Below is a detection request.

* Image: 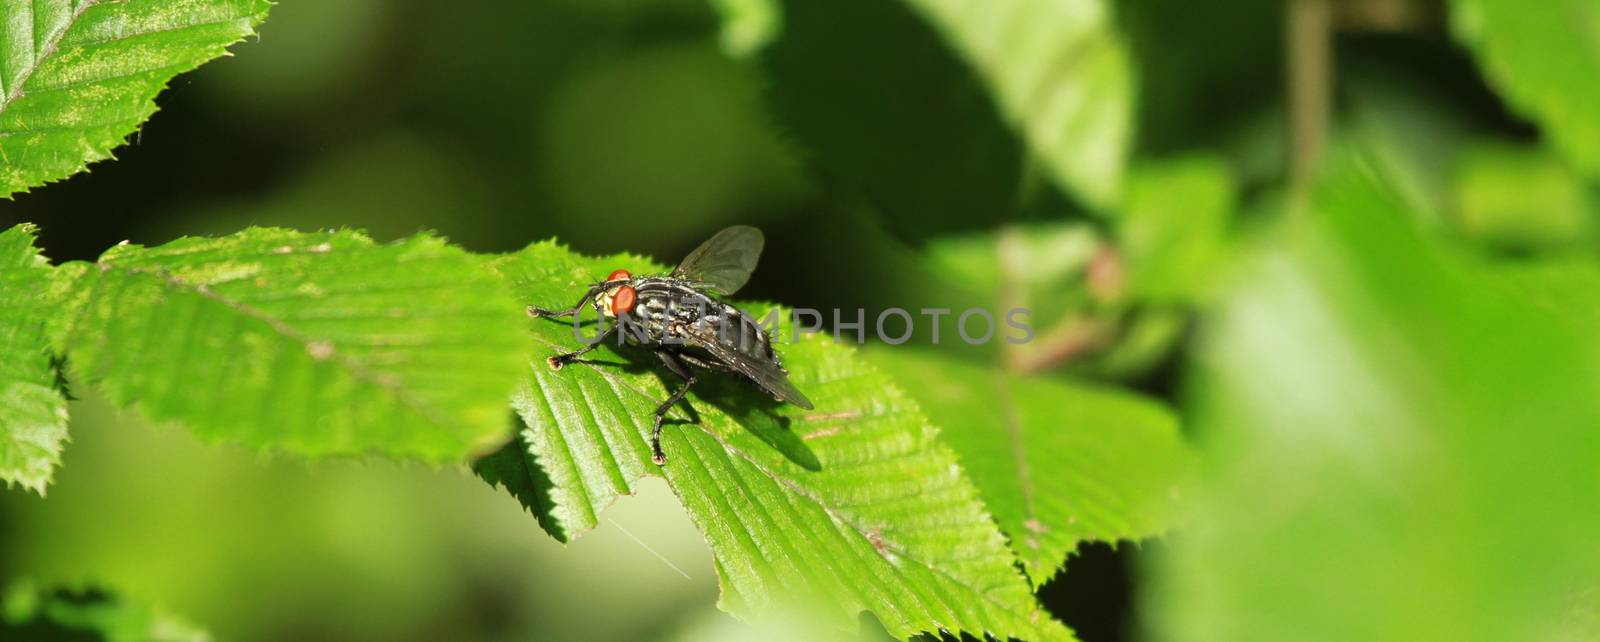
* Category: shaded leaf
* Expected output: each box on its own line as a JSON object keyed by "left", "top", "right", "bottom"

{"left": 866, "top": 346, "right": 1190, "bottom": 586}
{"left": 1, "top": 580, "right": 209, "bottom": 642}
{"left": 909, "top": 0, "right": 1134, "bottom": 210}
{"left": 0, "top": 0, "right": 272, "bottom": 196}
{"left": 483, "top": 241, "right": 1074, "bottom": 641}
{"left": 761, "top": 0, "right": 1025, "bottom": 239}
{"left": 1450, "top": 0, "right": 1600, "bottom": 177}
{"left": 54, "top": 228, "right": 528, "bottom": 462}
{"left": 759, "top": 0, "right": 1132, "bottom": 240}
{"left": 0, "top": 224, "right": 68, "bottom": 493}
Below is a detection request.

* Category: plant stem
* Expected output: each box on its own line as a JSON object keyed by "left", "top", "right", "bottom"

{"left": 1287, "top": 0, "right": 1333, "bottom": 202}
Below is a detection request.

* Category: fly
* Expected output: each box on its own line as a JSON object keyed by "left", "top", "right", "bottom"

{"left": 528, "top": 225, "right": 814, "bottom": 465}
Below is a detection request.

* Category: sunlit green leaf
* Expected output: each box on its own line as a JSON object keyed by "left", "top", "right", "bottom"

{"left": 0, "top": 224, "right": 68, "bottom": 494}
{"left": 1145, "top": 155, "right": 1600, "bottom": 642}
{"left": 710, "top": 0, "right": 779, "bottom": 58}
{"left": 481, "top": 241, "right": 1075, "bottom": 641}
{"left": 1451, "top": 141, "right": 1597, "bottom": 254}
{"left": 1450, "top": 0, "right": 1600, "bottom": 177}
{"left": 867, "top": 347, "right": 1190, "bottom": 586}
{"left": 0, "top": 0, "right": 271, "bottom": 197}
{"left": 54, "top": 228, "right": 528, "bottom": 462}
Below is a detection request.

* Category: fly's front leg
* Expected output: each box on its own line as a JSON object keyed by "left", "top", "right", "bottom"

{"left": 652, "top": 351, "right": 697, "bottom": 466}
{"left": 528, "top": 285, "right": 602, "bottom": 319}
{"left": 548, "top": 325, "right": 616, "bottom": 370}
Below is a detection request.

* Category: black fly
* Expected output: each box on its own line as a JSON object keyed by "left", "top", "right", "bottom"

{"left": 528, "top": 226, "right": 814, "bottom": 465}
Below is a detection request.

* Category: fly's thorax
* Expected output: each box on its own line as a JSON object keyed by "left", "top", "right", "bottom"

{"left": 630, "top": 283, "right": 711, "bottom": 333}
{"left": 623, "top": 279, "right": 778, "bottom": 361}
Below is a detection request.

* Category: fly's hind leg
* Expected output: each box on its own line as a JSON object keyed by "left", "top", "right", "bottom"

{"left": 651, "top": 351, "right": 698, "bottom": 466}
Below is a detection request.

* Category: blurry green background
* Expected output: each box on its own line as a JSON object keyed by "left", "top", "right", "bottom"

{"left": 5, "top": 0, "right": 1599, "bottom": 640}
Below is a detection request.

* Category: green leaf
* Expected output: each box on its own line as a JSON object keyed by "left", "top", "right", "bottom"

{"left": 1145, "top": 155, "right": 1600, "bottom": 641}
{"left": 1119, "top": 156, "right": 1236, "bottom": 304}
{"left": 759, "top": 0, "right": 1132, "bottom": 238}
{"left": 2, "top": 580, "right": 209, "bottom": 642}
{"left": 761, "top": 0, "right": 1025, "bottom": 239}
{"left": 0, "top": 224, "right": 68, "bottom": 494}
{"left": 907, "top": 0, "right": 1134, "bottom": 210}
{"left": 710, "top": 0, "right": 780, "bottom": 58}
{"left": 1449, "top": 0, "right": 1600, "bottom": 177}
{"left": 1451, "top": 141, "right": 1598, "bottom": 254}
{"left": 923, "top": 221, "right": 1103, "bottom": 336}
{"left": 482, "top": 241, "right": 1075, "bottom": 642}
{"left": 54, "top": 227, "right": 529, "bottom": 462}
{"left": 0, "top": 0, "right": 271, "bottom": 197}
{"left": 866, "top": 347, "right": 1190, "bottom": 586}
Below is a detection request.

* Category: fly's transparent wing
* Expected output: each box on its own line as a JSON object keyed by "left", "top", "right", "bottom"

{"left": 672, "top": 226, "right": 764, "bottom": 295}
{"left": 688, "top": 328, "right": 815, "bottom": 410}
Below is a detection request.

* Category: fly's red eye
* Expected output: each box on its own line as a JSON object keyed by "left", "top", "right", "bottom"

{"left": 607, "top": 269, "right": 631, "bottom": 282}
{"left": 610, "top": 285, "right": 637, "bottom": 316}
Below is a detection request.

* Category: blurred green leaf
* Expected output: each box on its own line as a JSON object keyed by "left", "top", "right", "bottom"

{"left": 0, "top": 0, "right": 271, "bottom": 197}
{"left": 1146, "top": 156, "right": 1600, "bottom": 642}
{"left": 538, "top": 44, "right": 806, "bottom": 252}
{"left": 1450, "top": 0, "right": 1600, "bottom": 178}
{"left": 2, "top": 580, "right": 210, "bottom": 642}
{"left": 866, "top": 347, "right": 1190, "bottom": 586}
{"left": 760, "top": 0, "right": 1131, "bottom": 239}
{"left": 924, "top": 222, "right": 1103, "bottom": 336}
{"left": 1119, "top": 156, "right": 1235, "bottom": 303}
{"left": 659, "top": 606, "right": 898, "bottom": 642}
{"left": 1083, "top": 307, "right": 1187, "bottom": 380}
{"left": 1344, "top": 60, "right": 1479, "bottom": 221}
{"left": 195, "top": 0, "right": 384, "bottom": 121}
{"left": 1485, "top": 257, "right": 1600, "bottom": 321}
{"left": 761, "top": 0, "right": 1024, "bottom": 238}
{"left": 0, "top": 224, "right": 68, "bottom": 493}
{"left": 710, "top": 0, "right": 779, "bottom": 58}
{"left": 1451, "top": 141, "right": 1597, "bottom": 254}
{"left": 482, "top": 241, "right": 1075, "bottom": 641}
{"left": 52, "top": 228, "right": 528, "bottom": 462}
{"left": 910, "top": 0, "right": 1134, "bottom": 210}
{"left": 1115, "top": 0, "right": 1281, "bottom": 153}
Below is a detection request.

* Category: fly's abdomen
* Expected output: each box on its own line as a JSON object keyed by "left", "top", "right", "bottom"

{"left": 702, "top": 302, "right": 780, "bottom": 366}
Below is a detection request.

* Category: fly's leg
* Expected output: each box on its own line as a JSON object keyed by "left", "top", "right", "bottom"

{"left": 652, "top": 351, "right": 698, "bottom": 466}
{"left": 547, "top": 325, "right": 616, "bottom": 370}
{"left": 528, "top": 285, "right": 602, "bottom": 319}
{"left": 526, "top": 306, "right": 572, "bottom": 318}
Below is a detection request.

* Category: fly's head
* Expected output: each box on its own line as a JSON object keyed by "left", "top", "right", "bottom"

{"left": 594, "top": 269, "right": 639, "bottom": 319}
